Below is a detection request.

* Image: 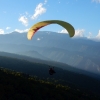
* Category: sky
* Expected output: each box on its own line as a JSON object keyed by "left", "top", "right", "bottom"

{"left": 0, "top": 0, "right": 100, "bottom": 41}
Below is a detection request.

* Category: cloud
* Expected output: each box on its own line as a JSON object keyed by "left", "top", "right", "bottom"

{"left": 92, "top": 0, "right": 100, "bottom": 3}
{"left": 44, "top": 0, "right": 47, "bottom": 4}
{"left": 58, "top": 29, "right": 85, "bottom": 37}
{"left": 19, "top": 0, "right": 47, "bottom": 26}
{"left": 85, "top": 30, "right": 100, "bottom": 42}
{"left": 18, "top": 16, "right": 28, "bottom": 26}
{"left": 58, "top": 29, "right": 68, "bottom": 34}
{"left": 6, "top": 27, "right": 10, "bottom": 30}
{"left": 37, "top": 38, "right": 41, "bottom": 40}
{"left": 14, "top": 29, "right": 29, "bottom": 33}
{"left": 31, "top": 3, "right": 46, "bottom": 19}
{"left": 74, "top": 29, "right": 85, "bottom": 37}
{"left": 0, "top": 29, "right": 4, "bottom": 34}
{"left": 87, "top": 32, "right": 93, "bottom": 38}
{"left": 58, "top": 29, "right": 100, "bottom": 42}
{"left": 95, "top": 30, "right": 100, "bottom": 39}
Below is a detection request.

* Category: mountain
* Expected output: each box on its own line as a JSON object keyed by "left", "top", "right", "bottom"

{"left": 0, "top": 51, "right": 100, "bottom": 80}
{"left": 18, "top": 50, "right": 51, "bottom": 60}
{"left": 0, "top": 31, "right": 100, "bottom": 74}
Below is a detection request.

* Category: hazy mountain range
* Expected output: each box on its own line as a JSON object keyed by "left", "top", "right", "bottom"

{"left": 0, "top": 31, "right": 100, "bottom": 74}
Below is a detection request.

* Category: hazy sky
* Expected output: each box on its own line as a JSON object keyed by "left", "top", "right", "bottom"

{"left": 0, "top": 0, "right": 100, "bottom": 41}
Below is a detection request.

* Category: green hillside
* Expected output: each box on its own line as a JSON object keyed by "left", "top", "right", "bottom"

{"left": 0, "top": 67, "right": 100, "bottom": 100}
{"left": 0, "top": 55, "right": 100, "bottom": 95}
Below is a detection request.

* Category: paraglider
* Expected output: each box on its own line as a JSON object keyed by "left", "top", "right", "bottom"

{"left": 49, "top": 67, "right": 56, "bottom": 75}
{"left": 27, "top": 20, "right": 75, "bottom": 40}
{"left": 27, "top": 20, "right": 75, "bottom": 75}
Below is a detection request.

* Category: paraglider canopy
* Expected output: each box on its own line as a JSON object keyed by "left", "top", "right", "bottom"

{"left": 27, "top": 20, "right": 75, "bottom": 40}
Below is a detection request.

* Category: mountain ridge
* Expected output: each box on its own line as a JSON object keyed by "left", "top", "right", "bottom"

{"left": 0, "top": 31, "right": 100, "bottom": 74}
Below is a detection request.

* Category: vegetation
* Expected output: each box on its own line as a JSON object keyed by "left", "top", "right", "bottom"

{"left": 0, "top": 67, "right": 100, "bottom": 100}
{"left": 0, "top": 55, "right": 100, "bottom": 95}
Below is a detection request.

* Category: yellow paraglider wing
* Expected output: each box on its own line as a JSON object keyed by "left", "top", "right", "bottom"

{"left": 27, "top": 20, "right": 75, "bottom": 40}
